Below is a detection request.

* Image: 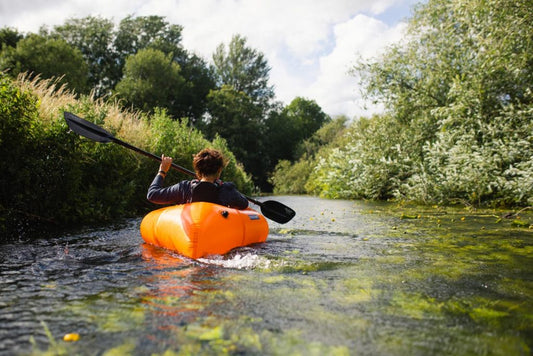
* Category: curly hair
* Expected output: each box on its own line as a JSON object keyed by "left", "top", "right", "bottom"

{"left": 193, "top": 148, "right": 227, "bottom": 177}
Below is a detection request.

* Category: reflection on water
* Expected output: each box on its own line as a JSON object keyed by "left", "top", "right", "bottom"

{"left": 0, "top": 196, "right": 531, "bottom": 355}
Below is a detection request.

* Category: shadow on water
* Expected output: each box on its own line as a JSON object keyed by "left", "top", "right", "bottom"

{"left": 0, "top": 196, "right": 531, "bottom": 355}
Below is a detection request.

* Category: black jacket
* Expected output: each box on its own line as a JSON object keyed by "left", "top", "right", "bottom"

{"left": 147, "top": 175, "right": 248, "bottom": 209}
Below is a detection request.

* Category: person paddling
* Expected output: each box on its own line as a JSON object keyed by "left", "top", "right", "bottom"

{"left": 147, "top": 148, "right": 248, "bottom": 209}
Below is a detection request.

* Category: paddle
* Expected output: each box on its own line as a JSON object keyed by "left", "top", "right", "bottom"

{"left": 64, "top": 111, "right": 296, "bottom": 224}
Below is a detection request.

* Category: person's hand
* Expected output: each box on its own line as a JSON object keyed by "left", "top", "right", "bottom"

{"left": 159, "top": 154, "right": 173, "bottom": 174}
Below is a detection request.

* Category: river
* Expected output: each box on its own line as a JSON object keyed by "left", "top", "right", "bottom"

{"left": 0, "top": 196, "right": 531, "bottom": 355}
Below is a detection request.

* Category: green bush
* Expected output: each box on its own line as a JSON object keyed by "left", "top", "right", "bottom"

{"left": 277, "top": 0, "right": 533, "bottom": 207}
{"left": 271, "top": 159, "right": 313, "bottom": 195}
{"left": 402, "top": 92, "right": 533, "bottom": 206}
{"left": 0, "top": 74, "right": 252, "bottom": 240}
{"left": 0, "top": 74, "right": 41, "bottom": 234}
{"left": 304, "top": 103, "right": 532, "bottom": 206}
{"left": 270, "top": 117, "right": 348, "bottom": 196}
{"left": 305, "top": 116, "right": 415, "bottom": 200}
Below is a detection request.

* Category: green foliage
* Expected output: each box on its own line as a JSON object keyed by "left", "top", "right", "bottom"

{"left": 0, "top": 27, "right": 23, "bottom": 49}
{"left": 114, "top": 16, "right": 216, "bottom": 121}
{"left": 0, "top": 74, "right": 37, "bottom": 232}
{"left": 295, "top": 115, "right": 348, "bottom": 159}
{"left": 306, "top": 115, "right": 415, "bottom": 200}
{"left": 284, "top": 97, "right": 330, "bottom": 139}
{"left": 0, "top": 73, "right": 82, "bottom": 234}
{"left": 112, "top": 16, "right": 214, "bottom": 121}
{"left": 114, "top": 15, "right": 184, "bottom": 63}
{"left": 206, "top": 85, "right": 265, "bottom": 187}
{"left": 209, "top": 35, "right": 281, "bottom": 189}
{"left": 174, "top": 52, "right": 216, "bottom": 124}
{"left": 47, "top": 15, "right": 215, "bottom": 120}
{"left": 146, "top": 107, "right": 253, "bottom": 192}
{"left": 0, "top": 34, "right": 89, "bottom": 93}
{"left": 405, "top": 96, "right": 533, "bottom": 205}
{"left": 212, "top": 34, "right": 274, "bottom": 110}
{"left": 271, "top": 117, "right": 347, "bottom": 196}
{"left": 0, "top": 75, "right": 252, "bottom": 240}
{"left": 115, "top": 49, "right": 186, "bottom": 114}
{"left": 266, "top": 97, "right": 331, "bottom": 164}
{"left": 0, "top": 16, "right": 333, "bottom": 194}
{"left": 271, "top": 159, "right": 314, "bottom": 195}
{"left": 288, "top": 0, "right": 533, "bottom": 207}
{"left": 52, "top": 16, "right": 116, "bottom": 97}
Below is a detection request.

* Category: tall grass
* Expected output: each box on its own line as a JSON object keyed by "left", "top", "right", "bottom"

{"left": 0, "top": 74, "right": 253, "bottom": 240}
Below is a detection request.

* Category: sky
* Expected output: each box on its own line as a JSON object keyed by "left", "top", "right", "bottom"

{"left": 0, "top": 0, "right": 422, "bottom": 118}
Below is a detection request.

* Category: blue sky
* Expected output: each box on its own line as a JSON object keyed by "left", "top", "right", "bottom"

{"left": 0, "top": 0, "right": 423, "bottom": 118}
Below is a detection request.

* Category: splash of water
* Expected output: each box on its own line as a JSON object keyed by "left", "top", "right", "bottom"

{"left": 198, "top": 251, "right": 272, "bottom": 270}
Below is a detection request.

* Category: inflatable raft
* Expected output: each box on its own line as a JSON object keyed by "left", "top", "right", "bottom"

{"left": 140, "top": 202, "right": 269, "bottom": 259}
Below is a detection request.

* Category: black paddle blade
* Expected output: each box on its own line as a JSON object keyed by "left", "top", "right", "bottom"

{"left": 64, "top": 112, "right": 113, "bottom": 143}
{"left": 259, "top": 200, "right": 296, "bottom": 224}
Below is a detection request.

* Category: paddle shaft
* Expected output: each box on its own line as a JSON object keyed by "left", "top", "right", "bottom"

{"left": 110, "top": 137, "right": 196, "bottom": 177}
{"left": 64, "top": 111, "right": 295, "bottom": 222}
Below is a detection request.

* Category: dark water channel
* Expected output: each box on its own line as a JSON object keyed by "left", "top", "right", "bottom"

{"left": 1, "top": 196, "right": 531, "bottom": 355}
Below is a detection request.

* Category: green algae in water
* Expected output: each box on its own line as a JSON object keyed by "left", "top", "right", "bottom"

{"left": 169, "top": 316, "right": 352, "bottom": 356}
{"left": 388, "top": 292, "right": 445, "bottom": 320}
{"left": 335, "top": 277, "right": 375, "bottom": 304}
{"left": 102, "top": 341, "right": 136, "bottom": 356}
{"left": 12, "top": 197, "right": 533, "bottom": 355}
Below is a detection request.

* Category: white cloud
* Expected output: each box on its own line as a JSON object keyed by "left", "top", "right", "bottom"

{"left": 0, "top": 0, "right": 415, "bottom": 118}
{"left": 303, "top": 15, "right": 408, "bottom": 118}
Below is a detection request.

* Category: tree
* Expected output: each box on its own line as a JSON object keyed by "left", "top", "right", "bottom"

{"left": 356, "top": 0, "right": 533, "bottom": 144}
{"left": 271, "top": 116, "right": 347, "bottom": 195}
{"left": 115, "top": 48, "right": 186, "bottom": 114}
{"left": 50, "top": 15, "right": 214, "bottom": 120}
{"left": 173, "top": 52, "right": 216, "bottom": 123}
{"left": 295, "top": 115, "right": 347, "bottom": 159}
{"left": 283, "top": 97, "right": 330, "bottom": 145}
{"left": 113, "top": 15, "right": 214, "bottom": 121}
{"left": 206, "top": 85, "right": 266, "bottom": 186}
{"left": 52, "top": 16, "right": 116, "bottom": 98}
{"left": 207, "top": 35, "right": 276, "bottom": 188}
{"left": 212, "top": 34, "right": 274, "bottom": 111}
{"left": 0, "top": 27, "right": 23, "bottom": 49}
{"left": 0, "top": 34, "right": 88, "bottom": 93}
{"left": 265, "top": 97, "right": 330, "bottom": 165}
{"left": 322, "top": 0, "right": 533, "bottom": 205}
{"left": 114, "top": 15, "right": 184, "bottom": 68}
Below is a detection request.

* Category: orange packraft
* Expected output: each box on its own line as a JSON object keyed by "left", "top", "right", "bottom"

{"left": 140, "top": 202, "right": 269, "bottom": 259}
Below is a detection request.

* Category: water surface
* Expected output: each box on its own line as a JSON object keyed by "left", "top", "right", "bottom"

{"left": 0, "top": 196, "right": 531, "bottom": 355}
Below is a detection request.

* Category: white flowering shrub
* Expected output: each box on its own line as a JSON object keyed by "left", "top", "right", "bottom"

{"left": 274, "top": 0, "right": 532, "bottom": 207}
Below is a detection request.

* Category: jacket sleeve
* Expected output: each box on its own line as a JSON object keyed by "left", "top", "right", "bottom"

{"left": 218, "top": 182, "right": 249, "bottom": 210}
{"left": 147, "top": 175, "right": 190, "bottom": 205}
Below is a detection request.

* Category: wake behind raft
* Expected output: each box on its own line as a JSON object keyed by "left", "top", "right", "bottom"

{"left": 140, "top": 202, "right": 269, "bottom": 259}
